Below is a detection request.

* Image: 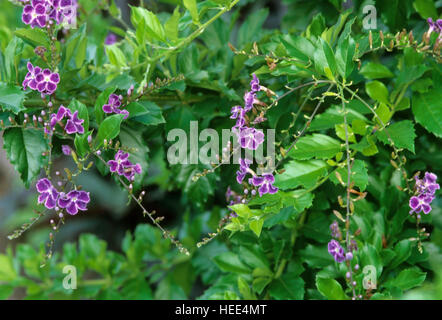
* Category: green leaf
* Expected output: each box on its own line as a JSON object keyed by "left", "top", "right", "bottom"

{"left": 366, "top": 81, "right": 389, "bottom": 104}
{"left": 275, "top": 160, "right": 328, "bottom": 190}
{"left": 269, "top": 274, "right": 305, "bottom": 300}
{"left": 0, "top": 83, "right": 27, "bottom": 114}
{"left": 237, "top": 8, "right": 269, "bottom": 48}
{"left": 310, "top": 105, "right": 368, "bottom": 131}
{"left": 0, "top": 255, "right": 17, "bottom": 281}
{"left": 14, "top": 28, "right": 49, "bottom": 47}
{"left": 74, "top": 131, "right": 92, "bottom": 159}
{"left": 314, "top": 38, "right": 337, "bottom": 79}
{"left": 299, "top": 244, "right": 334, "bottom": 267}
{"left": 212, "top": 252, "right": 251, "bottom": 274}
{"left": 335, "top": 36, "right": 355, "bottom": 79}
{"left": 3, "top": 128, "right": 48, "bottom": 188}
{"left": 95, "top": 114, "right": 125, "bottom": 148}
{"left": 281, "top": 34, "right": 315, "bottom": 62}
{"left": 106, "top": 45, "right": 127, "bottom": 68}
{"left": 315, "top": 277, "right": 348, "bottom": 300}
{"left": 412, "top": 89, "right": 442, "bottom": 138}
{"left": 335, "top": 123, "right": 356, "bottom": 143}
{"left": 288, "top": 134, "right": 342, "bottom": 160}
{"left": 360, "top": 62, "right": 394, "bottom": 79}
{"left": 413, "top": 0, "right": 437, "bottom": 19}
{"left": 131, "top": 7, "right": 166, "bottom": 42}
{"left": 384, "top": 268, "right": 426, "bottom": 291}
{"left": 126, "top": 101, "right": 165, "bottom": 126}
{"left": 249, "top": 219, "right": 264, "bottom": 237}
{"left": 376, "top": 120, "right": 416, "bottom": 153}
{"left": 183, "top": 0, "right": 199, "bottom": 25}
{"left": 389, "top": 240, "right": 412, "bottom": 269}
{"left": 164, "top": 6, "right": 181, "bottom": 42}
{"left": 360, "top": 244, "right": 383, "bottom": 276}
{"left": 374, "top": 103, "right": 392, "bottom": 125}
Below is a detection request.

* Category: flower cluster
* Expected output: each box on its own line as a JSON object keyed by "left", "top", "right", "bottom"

{"left": 22, "top": 0, "right": 76, "bottom": 29}
{"left": 36, "top": 178, "right": 90, "bottom": 215}
{"left": 327, "top": 221, "right": 357, "bottom": 263}
{"left": 48, "top": 105, "right": 84, "bottom": 135}
{"left": 107, "top": 150, "right": 142, "bottom": 181}
{"left": 22, "top": 62, "right": 60, "bottom": 96}
{"left": 229, "top": 74, "right": 278, "bottom": 198}
{"left": 328, "top": 240, "right": 345, "bottom": 263}
{"left": 230, "top": 74, "right": 264, "bottom": 150}
{"left": 102, "top": 94, "right": 129, "bottom": 119}
{"left": 409, "top": 172, "right": 439, "bottom": 216}
{"left": 427, "top": 18, "right": 442, "bottom": 39}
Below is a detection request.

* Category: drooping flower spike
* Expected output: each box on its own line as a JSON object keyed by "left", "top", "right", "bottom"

{"left": 107, "top": 150, "right": 142, "bottom": 181}
{"left": 48, "top": 105, "right": 84, "bottom": 135}
{"left": 409, "top": 171, "right": 439, "bottom": 216}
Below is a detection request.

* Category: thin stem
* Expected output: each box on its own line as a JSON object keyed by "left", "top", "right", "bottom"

{"left": 339, "top": 83, "right": 356, "bottom": 299}
{"left": 276, "top": 83, "right": 334, "bottom": 169}
{"left": 94, "top": 153, "right": 190, "bottom": 255}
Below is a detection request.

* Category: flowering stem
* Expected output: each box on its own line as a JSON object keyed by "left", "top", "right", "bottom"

{"left": 94, "top": 153, "right": 190, "bottom": 255}
{"left": 338, "top": 83, "right": 356, "bottom": 299}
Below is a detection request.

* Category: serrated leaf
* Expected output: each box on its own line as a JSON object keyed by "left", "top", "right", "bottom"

{"left": 0, "top": 83, "right": 27, "bottom": 114}
{"left": 376, "top": 120, "right": 416, "bottom": 153}
{"left": 275, "top": 160, "right": 328, "bottom": 190}
{"left": 288, "top": 134, "right": 342, "bottom": 160}
{"left": 412, "top": 89, "right": 442, "bottom": 138}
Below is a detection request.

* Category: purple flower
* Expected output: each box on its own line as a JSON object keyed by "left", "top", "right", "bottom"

{"left": 409, "top": 194, "right": 433, "bottom": 215}
{"left": 22, "top": 1, "right": 49, "bottom": 29}
{"left": 35, "top": 69, "right": 60, "bottom": 95}
{"left": 49, "top": 105, "right": 67, "bottom": 128}
{"left": 61, "top": 144, "right": 71, "bottom": 155}
{"left": 102, "top": 94, "right": 129, "bottom": 119}
{"left": 22, "top": 62, "right": 42, "bottom": 91}
{"left": 244, "top": 91, "right": 256, "bottom": 112}
{"left": 250, "top": 73, "right": 261, "bottom": 93}
{"left": 330, "top": 221, "right": 341, "bottom": 239}
{"left": 249, "top": 173, "right": 278, "bottom": 197}
{"left": 65, "top": 110, "right": 84, "bottom": 134}
{"left": 105, "top": 33, "right": 118, "bottom": 45}
{"left": 328, "top": 239, "right": 345, "bottom": 263}
{"left": 107, "top": 150, "right": 142, "bottom": 181}
{"left": 58, "top": 190, "right": 90, "bottom": 215}
{"left": 236, "top": 158, "right": 252, "bottom": 184}
{"left": 49, "top": 0, "right": 77, "bottom": 25}
{"left": 409, "top": 171, "right": 439, "bottom": 215}
{"left": 238, "top": 127, "right": 265, "bottom": 150}
{"left": 36, "top": 178, "right": 59, "bottom": 209}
